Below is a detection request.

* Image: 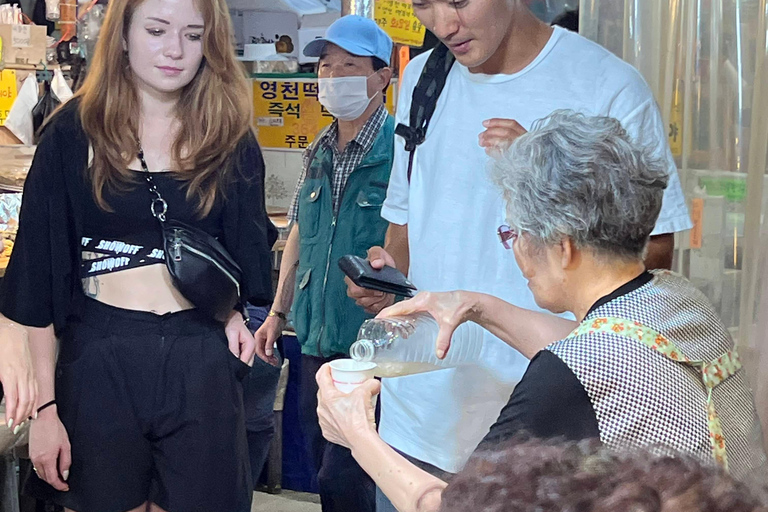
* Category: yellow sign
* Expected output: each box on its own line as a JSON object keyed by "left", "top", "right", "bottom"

{"left": 0, "top": 69, "right": 18, "bottom": 127}
{"left": 375, "top": 0, "right": 426, "bottom": 47}
{"left": 253, "top": 78, "right": 396, "bottom": 150}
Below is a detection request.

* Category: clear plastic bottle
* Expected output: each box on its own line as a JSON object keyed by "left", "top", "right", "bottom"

{"left": 349, "top": 313, "right": 486, "bottom": 377}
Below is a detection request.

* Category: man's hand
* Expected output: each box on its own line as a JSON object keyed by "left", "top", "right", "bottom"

{"left": 345, "top": 246, "right": 397, "bottom": 314}
{"left": 224, "top": 311, "right": 256, "bottom": 365}
{"left": 254, "top": 315, "right": 283, "bottom": 367}
{"left": 479, "top": 118, "right": 527, "bottom": 155}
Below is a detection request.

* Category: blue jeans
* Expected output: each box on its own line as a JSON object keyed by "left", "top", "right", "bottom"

{"left": 243, "top": 305, "right": 282, "bottom": 487}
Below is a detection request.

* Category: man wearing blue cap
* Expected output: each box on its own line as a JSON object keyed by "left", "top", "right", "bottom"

{"left": 254, "top": 14, "right": 394, "bottom": 512}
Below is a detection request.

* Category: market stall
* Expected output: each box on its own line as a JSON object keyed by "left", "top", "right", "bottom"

{"left": 0, "top": 145, "right": 31, "bottom": 278}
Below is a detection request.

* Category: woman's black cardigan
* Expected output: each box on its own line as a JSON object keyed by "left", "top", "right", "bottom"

{"left": 0, "top": 100, "right": 277, "bottom": 334}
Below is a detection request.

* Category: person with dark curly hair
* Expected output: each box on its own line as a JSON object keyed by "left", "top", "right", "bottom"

{"left": 440, "top": 438, "right": 768, "bottom": 512}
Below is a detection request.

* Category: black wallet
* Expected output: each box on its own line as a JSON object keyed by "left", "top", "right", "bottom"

{"left": 338, "top": 255, "right": 417, "bottom": 298}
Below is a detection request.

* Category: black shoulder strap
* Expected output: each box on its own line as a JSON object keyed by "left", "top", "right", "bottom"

{"left": 394, "top": 44, "right": 455, "bottom": 183}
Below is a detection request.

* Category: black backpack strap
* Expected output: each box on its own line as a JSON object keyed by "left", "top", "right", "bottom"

{"left": 395, "top": 43, "right": 455, "bottom": 183}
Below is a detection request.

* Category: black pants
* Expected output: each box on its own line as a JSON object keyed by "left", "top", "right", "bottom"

{"left": 300, "top": 354, "right": 376, "bottom": 512}
{"left": 25, "top": 297, "right": 253, "bottom": 512}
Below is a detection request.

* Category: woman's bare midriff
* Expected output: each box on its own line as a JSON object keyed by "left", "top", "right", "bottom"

{"left": 81, "top": 262, "right": 194, "bottom": 314}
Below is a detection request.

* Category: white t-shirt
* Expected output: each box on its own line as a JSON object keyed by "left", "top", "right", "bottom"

{"left": 379, "top": 27, "right": 693, "bottom": 473}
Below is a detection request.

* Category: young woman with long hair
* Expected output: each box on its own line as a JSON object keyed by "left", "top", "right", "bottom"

{"left": 0, "top": 0, "right": 275, "bottom": 510}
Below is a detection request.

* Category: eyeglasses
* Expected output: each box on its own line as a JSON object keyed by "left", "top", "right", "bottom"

{"left": 497, "top": 225, "right": 518, "bottom": 250}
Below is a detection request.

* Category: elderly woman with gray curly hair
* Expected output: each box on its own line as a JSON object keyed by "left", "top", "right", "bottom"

{"left": 313, "top": 110, "right": 768, "bottom": 512}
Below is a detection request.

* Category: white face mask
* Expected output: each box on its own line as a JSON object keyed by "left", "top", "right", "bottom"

{"left": 318, "top": 75, "right": 378, "bottom": 121}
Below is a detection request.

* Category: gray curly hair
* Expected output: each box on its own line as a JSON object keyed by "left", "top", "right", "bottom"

{"left": 491, "top": 110, "right": 669, "bottom": 260}
{"left": 441, "top": 437, "right": 768, "bottom": 512}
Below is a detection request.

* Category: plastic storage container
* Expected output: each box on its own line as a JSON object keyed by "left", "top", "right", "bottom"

{"left": 349, "top": 313, "right": 485, "bottom": 377}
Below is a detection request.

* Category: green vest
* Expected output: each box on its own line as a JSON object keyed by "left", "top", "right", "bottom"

{"left": 292, "top": 116, "right": 395, "bottom": 357}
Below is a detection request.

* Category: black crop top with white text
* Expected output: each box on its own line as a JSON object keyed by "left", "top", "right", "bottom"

{"left": 80, "top": 171, "right": 223, "bottom": 278}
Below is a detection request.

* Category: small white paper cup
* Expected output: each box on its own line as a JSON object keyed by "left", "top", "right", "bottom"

{"left": 329, "top": 359, "right": 377, "bottom": 394}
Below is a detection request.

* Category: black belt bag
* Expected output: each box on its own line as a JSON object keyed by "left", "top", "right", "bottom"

{"left": 139, "top": 146, "right": 243, "bottom": 320}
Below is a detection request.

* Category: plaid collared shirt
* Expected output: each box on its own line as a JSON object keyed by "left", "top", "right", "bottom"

{"left": 288, "top": 104, "right": 388, "bottom": 222}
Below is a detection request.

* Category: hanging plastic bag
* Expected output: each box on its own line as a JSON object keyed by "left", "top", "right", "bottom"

{"left": 5, "top": 74, "right": 39, "bottom": 145}
{"left": 45, "top": 0, "right": 60, "bottom": 21}
{"left": 51, "top": 67, "right": 73, "bottom": 103}
{"left": 31, "top": 81, "right": 60, "bottom": 143}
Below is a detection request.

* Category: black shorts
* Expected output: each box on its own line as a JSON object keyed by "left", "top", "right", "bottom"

{"left": 25, "top": 298, "right": 253, "bottom": 512}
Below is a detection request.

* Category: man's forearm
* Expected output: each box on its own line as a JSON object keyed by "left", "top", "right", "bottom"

{"left": 384, "top": 223, "right": 409, "bottom": 274}
{"left": 272, "top": 224, "right": 301, "bottom": 313}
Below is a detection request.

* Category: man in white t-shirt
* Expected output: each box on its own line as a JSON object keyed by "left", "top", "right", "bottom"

{"left": 346, "top": 1, "right": 692, "bottom": 510}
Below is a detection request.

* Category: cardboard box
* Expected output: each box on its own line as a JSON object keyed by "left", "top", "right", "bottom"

{"left": 0, "top": 127, "right": 22, "bottom": 144}
{"left": 0, "top": 67, "right": 36, "bottom": 127}
{"left": 0, "top": 24, "right": 47, "bottom": 66}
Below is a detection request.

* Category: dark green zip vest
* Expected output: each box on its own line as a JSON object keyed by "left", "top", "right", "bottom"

{"left": 292, "top": 116, "right": 395, "bottom": 357}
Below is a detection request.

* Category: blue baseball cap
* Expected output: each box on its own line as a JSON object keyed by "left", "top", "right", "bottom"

{"left": 303, "top": 15, "right": 393, "bottom": 66}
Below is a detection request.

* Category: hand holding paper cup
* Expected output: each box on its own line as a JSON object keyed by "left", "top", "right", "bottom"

{"left": 316, "top": 361, "right": 380, "bottom": 449}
